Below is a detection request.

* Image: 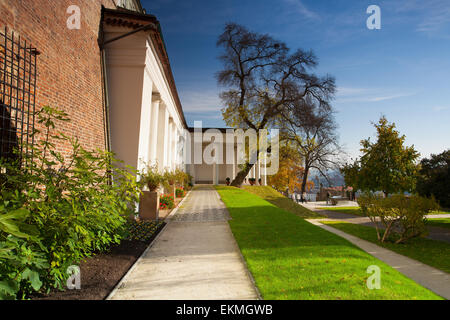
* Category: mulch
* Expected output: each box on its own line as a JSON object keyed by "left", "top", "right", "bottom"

{"left": 32, "top": 222, "right": 166, "bottom": 300}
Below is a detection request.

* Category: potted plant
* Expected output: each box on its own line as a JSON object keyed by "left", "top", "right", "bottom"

{"left": 249, "top": 178, "right": 256, "bottom": 186}
{"left": 226, "top": 177, "right": 231, "bottom": 186}
{"left": 139, "top": 164, "right": 162, "bottom": 221}
{"left": 258, "top": 178, "right": 262, "bottom": 185}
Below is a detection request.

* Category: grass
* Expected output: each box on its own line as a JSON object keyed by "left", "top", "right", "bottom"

{"left": 427, "top": 218, "right": 450, "bottom": 230}
{"left": 319, "top": 206, "right": 450, "bottom": 217}
{"left": 318, "top": 206, "right": 364, "bottom": 216}
{"left": 242, "top": 186, "right": 322, "bottom": 219}
{"left": 215, "top": 186, "right": 442, "bottom": 300}
{"left": 321, "top": 221, "right": 450, "bottom": 274}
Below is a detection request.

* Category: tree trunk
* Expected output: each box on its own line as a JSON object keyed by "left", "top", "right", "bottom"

{"left": 300, "top": 166, "right": 310, "bottom": 201}
{"left": 231, "top": 163, "right": 254, "bottom": 187}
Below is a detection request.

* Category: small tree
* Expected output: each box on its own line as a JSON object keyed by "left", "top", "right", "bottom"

{"left": 281, "top": 97, "right": 341, "bottom": 200}
{"left": 268, "top": 144, "right": 304, "bottom": 194}
{"left": 342, "top": 116, "right": 419, "bottom": 197}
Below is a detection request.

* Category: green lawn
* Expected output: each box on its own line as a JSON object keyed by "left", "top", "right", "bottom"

{"left": 318, "top": 206, "right": 364, "bottom": 216}
{"left": 216, "top": 186, "right": 442, "bottom": 300}
{"left": 243, "top": 186, "right": 322, "bottom": 219}
{"left": 427, "top": 218, "right": 450, "bottom": 230}
{"left": 319, "top": 206, "right": 449, "bottom": 217}
{"left": 321, "top": 221, "right": 450, "bottom": 274}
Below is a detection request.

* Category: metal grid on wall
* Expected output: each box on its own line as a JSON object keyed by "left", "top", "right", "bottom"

{"left": 0, "top": 26, "right": 39, "bottom": 162}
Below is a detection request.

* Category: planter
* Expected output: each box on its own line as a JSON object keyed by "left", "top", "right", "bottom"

{"left": 139, "top": 191, "right": 160, "bottom": 221}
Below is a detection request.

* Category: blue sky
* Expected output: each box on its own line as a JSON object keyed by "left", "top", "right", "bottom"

{"left": 142, "top": 0, "right": 450, "bottom": 160}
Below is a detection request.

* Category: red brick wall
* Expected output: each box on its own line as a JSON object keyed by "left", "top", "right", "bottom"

{"left": 0, "top": 0, "right": 118, "bottom": 156}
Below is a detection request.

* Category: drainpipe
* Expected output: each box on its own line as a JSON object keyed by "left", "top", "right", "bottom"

{"left": 100, "top": 49, "right": 112, "bottom": 153}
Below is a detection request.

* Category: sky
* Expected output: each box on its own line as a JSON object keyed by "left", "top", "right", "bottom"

{"left": 141, "top": 0, "right": 450, "bottom": 160}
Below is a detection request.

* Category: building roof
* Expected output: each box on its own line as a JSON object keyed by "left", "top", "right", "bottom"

{"left": 187, "top": 127, "right": 232, "bottom": 133}
{"left": 102, "top": 7, "right": 188, "bottom": 128}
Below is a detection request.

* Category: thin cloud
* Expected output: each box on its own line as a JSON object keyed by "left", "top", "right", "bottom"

{"left": 432, "top": 106, "right": 449, "bottom": 112}
{"left": 336, "top": 86, "right": 416, "bottom": 103}
{"left": 179, "top": 89, "right": 222, "bottom": 113}
{"left": 283, "top": 0, "right": 320, "bottom": 20}
{"left": 388, "top": 0, "right": 450, "bottom": 37}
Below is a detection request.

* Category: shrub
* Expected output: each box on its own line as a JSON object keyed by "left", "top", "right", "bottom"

{"left": 159, "top": 194, "right": 175, "bottom": 210}
{"left": 175, "top": 188, "right": 185, "bottom": 198}
{"left": 174, "top": 168, "right": 188, "bottom": 187}
{"left": 0, "top": 106, "right": 141, "bottom": 299}
{"left": 358, "top": 193, "right": 439, "bottom": 243}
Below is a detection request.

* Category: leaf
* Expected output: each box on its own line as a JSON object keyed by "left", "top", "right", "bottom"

{"left": 21, "top": 268, "right": 43, "bottom": 291}
{"left": 0, "top": 280, "right": 19, "bottom": 296}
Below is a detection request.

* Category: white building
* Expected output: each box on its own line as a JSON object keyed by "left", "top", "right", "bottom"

{"left": 102, "top": 3, "right": 268, "bottom": 185}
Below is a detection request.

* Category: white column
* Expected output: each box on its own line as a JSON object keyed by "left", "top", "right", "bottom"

{"left": 150, "top": 93, "right": 161, "bottom": 166}
{"left": 167, "top": 119, "right": 173, "bottom": 170}
{"left": 171, "top": 125, "right": 177, "bottom": 169}
{"left": 233, "top": 146, "right": 237, "bottom": 179}
{"left": 264, "top": 155, "right": 267, "bottom": 186}
{"left": 157, "top": 103, "right": 169, "bottom": 172}
{"left": 257, "top": 158, "right": 261, "bottom": 184}
{"left": 137, "top": 77, "right": 153, "bottom": 172}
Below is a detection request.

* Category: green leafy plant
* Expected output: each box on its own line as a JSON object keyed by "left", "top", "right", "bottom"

{"left": 159, "top": 194, "right": 175, "bottom": 210}
{"left": 175, "top": 188, "right": 185, "bottom": 198}
{"left": 358, "top": 193, "right": 439, "bottom": 243}
{"left": 0, "top": 106, "right": 142, "bottom": 299}
{"left": 141, "top": 164, "right": 163, "bottom": 192}
{"left": 125, "top": 220, "right": 164, "bottom": 242}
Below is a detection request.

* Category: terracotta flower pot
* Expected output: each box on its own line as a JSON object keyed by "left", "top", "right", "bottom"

{"left": 139, "top": 191, "right": 160, "bottom": 221}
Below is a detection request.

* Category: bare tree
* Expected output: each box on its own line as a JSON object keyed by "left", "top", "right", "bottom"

{"left": 280, "top": 97, "right": 341, "bottom": 200}
{"left": 216, "top": 23, "right": 335, "bottom": 187}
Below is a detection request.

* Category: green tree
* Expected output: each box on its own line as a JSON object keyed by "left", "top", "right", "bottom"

{"left": 416, "top": 150, "right": 450, "bottom": 208}
{"left": 342, "top": 116, "right": 419, "bottom": 196}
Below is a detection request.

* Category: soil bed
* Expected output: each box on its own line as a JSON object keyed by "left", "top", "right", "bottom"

{"left": 32, "top": 222, "right": 166, "bottom": 300}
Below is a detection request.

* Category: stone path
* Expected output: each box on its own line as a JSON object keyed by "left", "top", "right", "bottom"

{"left": 307, "top": 219, "right": 450, "bottom": 299}
{"left": 169, "top": 187, "right": 231, "bottom": 222}
{"left": 108, "top": 186, "right": 259, "bottom": 300}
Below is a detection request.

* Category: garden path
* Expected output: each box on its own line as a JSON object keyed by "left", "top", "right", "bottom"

{"left": 302, "top": 203, "right": 450, "bottom": 244}
{"left": 108, "top": 186, "right": 259, "bottom": 300}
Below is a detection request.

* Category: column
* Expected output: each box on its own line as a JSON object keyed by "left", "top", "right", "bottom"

{"left": 257, "top": 158, "right": 261, "bottom": 184}
{"left": 233, "top": 146, "right": 237, "bottom": 179}
{"left": 264, "top": 155, "right": 267, "bottom": 186}
{"left": 137, "top": 79, "right": 153, "bottom": 172}
{"left": 157, "top": 103, "right": 169, "bottom": 172}
{"left": 166, "top": 116, "right": 173, "bottom": 170}
{"left": 149, "top": 93, "right": 161, "bottom": 166}
{"left": 171, "top": 125, "right": 177, "bottom": 169}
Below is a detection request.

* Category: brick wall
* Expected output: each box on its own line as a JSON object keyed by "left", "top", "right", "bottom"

{"left": 0, "top": 0, "right": 118, "bottom": 156}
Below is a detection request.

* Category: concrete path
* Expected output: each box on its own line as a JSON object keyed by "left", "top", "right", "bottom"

{"left": 307, "top": 219, "right": 450, "bottom": 299}
{"left": 301, "top": 203, "right": 450, "bottom": 244}
{"left": 109, "top": 186, "right": 259, "bottom": 300}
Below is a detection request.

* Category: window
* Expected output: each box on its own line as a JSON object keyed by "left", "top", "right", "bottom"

{"left": 0, "top": 27, "right": 38, "bottom": 162}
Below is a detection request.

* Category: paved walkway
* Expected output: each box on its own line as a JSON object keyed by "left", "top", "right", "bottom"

{"left": 307, "top": 219, "right": 450, "bottom": 299}
{"left": 301, "top": 203, "right": 450, "bottom": 244}
{"left": 108, "top": 186, "right": 259, "bottom": 300}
